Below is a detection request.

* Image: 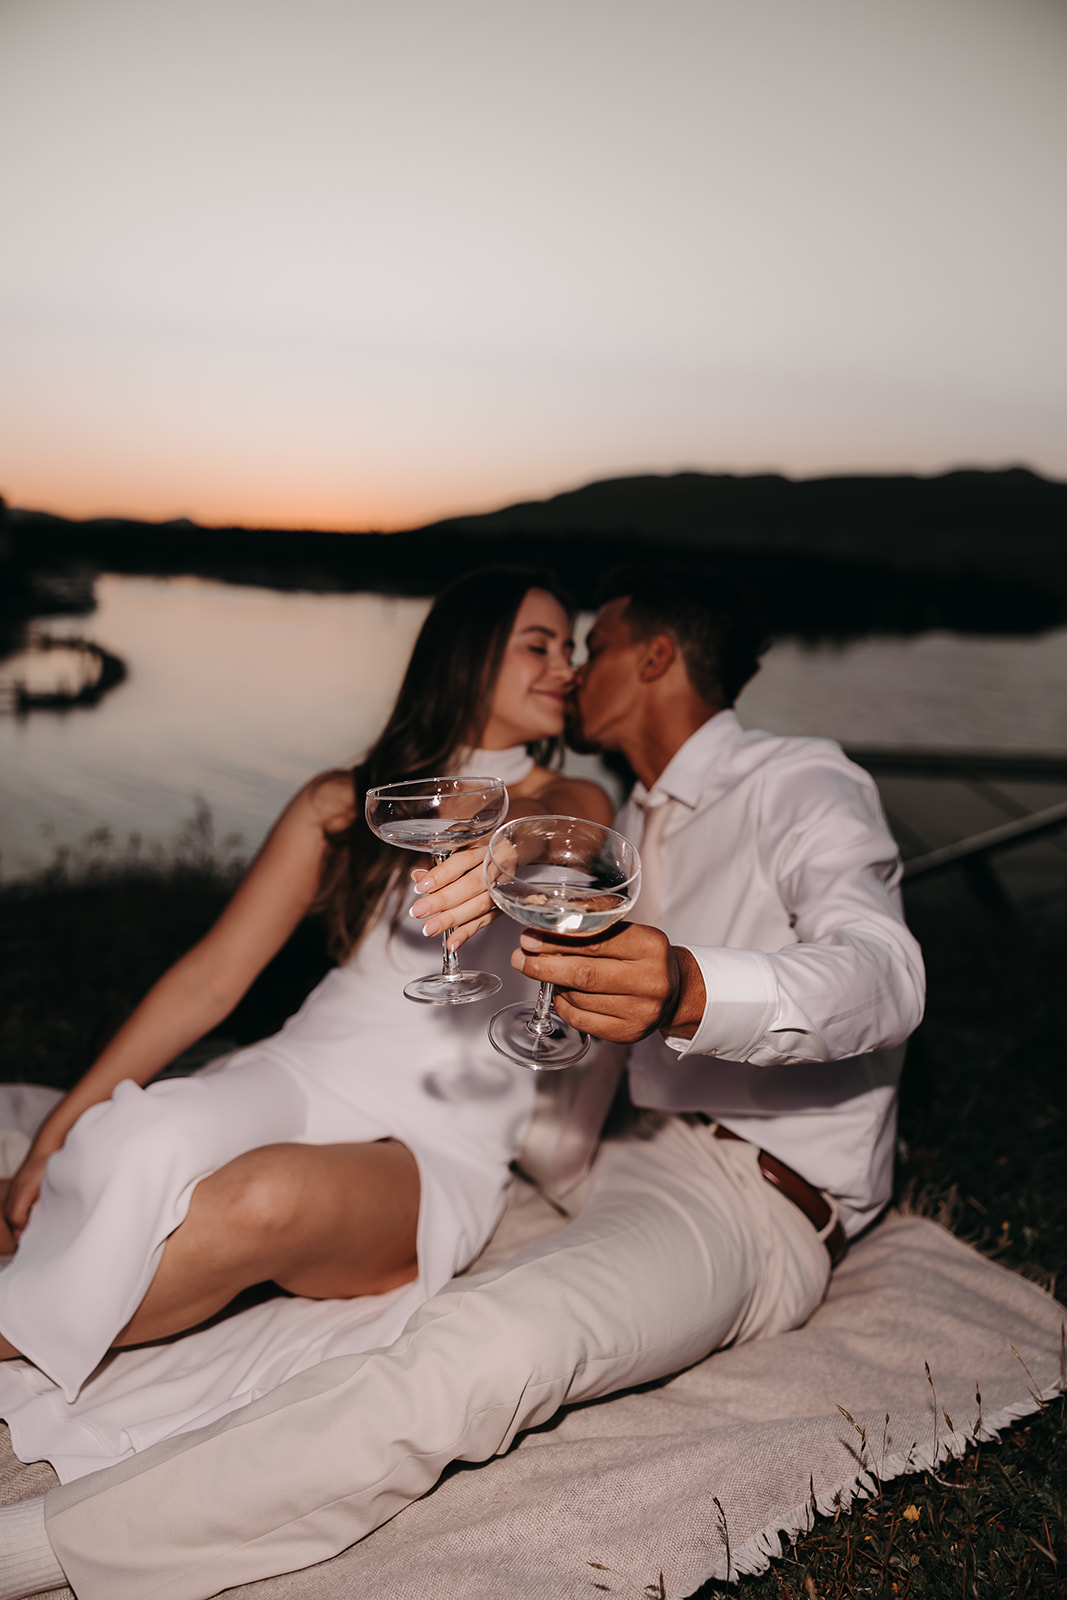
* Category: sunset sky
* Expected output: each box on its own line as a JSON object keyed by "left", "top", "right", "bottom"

{"left": 2, "top": 0, "right": 1065, "bottom": 531}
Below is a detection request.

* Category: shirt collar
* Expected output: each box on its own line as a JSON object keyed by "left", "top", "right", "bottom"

{"left": 630, "top": 709, "right": 744, "bottom": 811}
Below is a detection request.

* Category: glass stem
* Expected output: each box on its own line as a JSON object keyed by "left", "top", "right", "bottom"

{"left": 441, "top": 931, "right": 460, "bottom": 978}
{"left": 433, "top": 854, "right": 461, "bottom": 978}
{"left": 528, "top": 981, "right": 556, "bottom": 1037}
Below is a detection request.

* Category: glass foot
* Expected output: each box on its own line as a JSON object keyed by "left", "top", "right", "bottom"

{"left": 488, "top": 1002, "right": 590, "bottom": 1070}
{"left": 403, "top": 969, "right": 502, "bottom": 1006}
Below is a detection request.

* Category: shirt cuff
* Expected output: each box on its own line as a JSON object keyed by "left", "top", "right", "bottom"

{"left": 665, "top": 945, "right": 780, "bottom": 1061}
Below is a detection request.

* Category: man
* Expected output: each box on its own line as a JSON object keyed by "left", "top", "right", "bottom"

{"left": 1, "top": 569, "right": 924, "bottom": 1600}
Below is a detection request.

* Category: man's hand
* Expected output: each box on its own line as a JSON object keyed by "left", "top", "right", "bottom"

{"left": 509, "top": 922, "right": 707, "bottom": 1044}
{"left": 408, "top": 845, "right": 498, "bottom": 952}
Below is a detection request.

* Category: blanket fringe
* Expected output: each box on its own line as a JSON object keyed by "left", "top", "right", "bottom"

{"left": 671, "top": 1369, "right": 1064, "bottom": 1596}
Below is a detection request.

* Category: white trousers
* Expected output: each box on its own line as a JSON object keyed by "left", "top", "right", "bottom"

{"left": 46, "top": 1117, "right": 831, "bottom": 1600}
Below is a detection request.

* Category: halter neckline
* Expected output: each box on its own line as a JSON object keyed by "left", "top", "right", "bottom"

{"left": 452, "top": 745, "right": 535, "bottom": 785}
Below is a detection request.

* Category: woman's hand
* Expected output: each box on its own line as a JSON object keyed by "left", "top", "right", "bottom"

{"left": 2, "top": 1141, "right": 55, "bottom": 1245}
{"left": 408, "top": 845, "right": 499, "bottom": 952}
{"left": 405, "top": 775, "right": 614, "bottom": 953}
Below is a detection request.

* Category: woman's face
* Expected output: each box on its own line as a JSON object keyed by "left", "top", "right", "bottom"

{"left": 479, "top": 589, "right": 575, "bottom": 749}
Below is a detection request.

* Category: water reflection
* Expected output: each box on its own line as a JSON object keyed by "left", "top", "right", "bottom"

{"left": 0, "top": 641, "right": 99, "bottom": 704}
{"left": 0, "top": 577, "right": 431, "bottom": 878}
{"left": 2, "top": 573, "right": 1066, "bottom": 881}
{"left": 739, "top": 630, "right": 1067, "bottom": 751}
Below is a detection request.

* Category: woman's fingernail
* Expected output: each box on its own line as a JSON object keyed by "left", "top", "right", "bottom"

{"left": 415, "top": 876, "right": 435, "bottom": 893}
{"left": 423, "top": 919, "right": 441, "bottom": 937}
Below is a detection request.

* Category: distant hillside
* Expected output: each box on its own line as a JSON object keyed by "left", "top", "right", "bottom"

{"left": 4, "top": 467, "right": 1066, "bottom": 641}
{"left": 423, "top": 467, "right": 1066, "bottom": 574}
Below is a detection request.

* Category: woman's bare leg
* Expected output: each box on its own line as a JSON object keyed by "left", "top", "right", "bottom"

{"left": 112, "top": 1139, "right": 420, "bottom": 1347}
{"left": 0, "top": 1142, "right": 419, "bottom": 1362}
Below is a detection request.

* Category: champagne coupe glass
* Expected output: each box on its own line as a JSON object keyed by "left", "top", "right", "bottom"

{"left": 366, "top": 776, "right": 509, "bottom": 1005}
{"left": 485, "top": 815, "right": 641, "bottom": 1069}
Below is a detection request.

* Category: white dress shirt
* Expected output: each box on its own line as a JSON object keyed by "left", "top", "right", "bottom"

{"left": 617, "top": 710, "right": 925, "bottom": 1235}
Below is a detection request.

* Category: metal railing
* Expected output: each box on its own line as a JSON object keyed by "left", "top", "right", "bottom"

{"left": 901, "top": 799, "right": 1067, "bottom": 880}
{"left": 843, "top": 746, "right": 1067, "bottom": 911}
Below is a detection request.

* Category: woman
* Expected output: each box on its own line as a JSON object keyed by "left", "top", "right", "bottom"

{"left": 0, "top": 567, "right": 612, "bottom": 1476}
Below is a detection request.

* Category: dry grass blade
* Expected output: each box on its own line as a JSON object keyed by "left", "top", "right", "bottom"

{"left": 1011, "top": 1343, "right": 1046, "bottom": 1410}
{"left": 713, "top": 1495, "right": 732, "bottom": 1582}
{"left": 1027, "top": 1533, "right": 1058, "bottom": 1567}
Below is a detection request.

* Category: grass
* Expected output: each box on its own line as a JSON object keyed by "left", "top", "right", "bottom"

{"left": 0, "top": 834, "right": 1064, "bottom": 1597}
{"left": 0, "top": 810, "right": 330, "bottom": 1082}
{"left": 697, "top": 1402, "right": 1067, "bottom": 1598}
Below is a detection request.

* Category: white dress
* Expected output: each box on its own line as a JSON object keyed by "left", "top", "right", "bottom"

{"left": 0, "top": 750, "right": 538, "bottom": 1481}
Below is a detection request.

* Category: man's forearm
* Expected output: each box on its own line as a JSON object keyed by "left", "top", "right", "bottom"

{"left": 511, "top": 913, "right": 923, "bottom": 1061}
{"left": 675, "top": 924, "right": 925, "bottom": 1066}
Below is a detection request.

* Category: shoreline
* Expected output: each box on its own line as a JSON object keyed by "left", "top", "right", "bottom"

{"left": 3, "top": 635, "right": 127, "bottom": 715}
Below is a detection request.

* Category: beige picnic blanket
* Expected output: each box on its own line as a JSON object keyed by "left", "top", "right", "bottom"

{"left": 1, "top": 1184, "right": 1063, "bottom": 1600}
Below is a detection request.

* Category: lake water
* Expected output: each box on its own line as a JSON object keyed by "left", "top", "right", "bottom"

{"left": 2, "top": 573, "right": 1066, "bottom": 880}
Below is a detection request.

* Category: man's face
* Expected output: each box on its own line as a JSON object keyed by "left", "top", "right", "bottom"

{"left": 571, "top": 598, "right": 645, "bottom": 752}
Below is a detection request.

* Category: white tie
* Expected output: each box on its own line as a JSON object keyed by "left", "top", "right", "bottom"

{"left": 632, "top": 795, "right": 674, "bottom": 928}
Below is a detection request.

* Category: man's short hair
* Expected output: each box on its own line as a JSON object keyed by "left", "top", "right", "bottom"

{"left": 599, "top": 565, "right": 770, "bottom": 707}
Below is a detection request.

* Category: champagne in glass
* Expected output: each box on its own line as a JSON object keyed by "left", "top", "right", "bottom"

{"left": 485, "top": 815, "right": 641, "bottom": 1068}
{"left": 366, "top": 776, "right": 508, "bottom": 1004}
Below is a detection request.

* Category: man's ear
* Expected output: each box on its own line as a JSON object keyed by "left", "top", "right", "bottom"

{"left": 637, "top": 634, "right": 676, "bottom": 684}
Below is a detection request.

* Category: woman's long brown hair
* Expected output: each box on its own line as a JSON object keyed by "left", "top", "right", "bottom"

{"left": 314, "top": 566, "right": 570, "bottom": 961}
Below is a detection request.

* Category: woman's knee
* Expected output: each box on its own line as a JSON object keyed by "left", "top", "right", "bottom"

{"left": 195, "top": 1145, "right": 306, "bottom": 1245}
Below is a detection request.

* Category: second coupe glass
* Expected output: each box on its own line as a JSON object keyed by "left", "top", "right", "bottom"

{"left": 366, "top": 776, "right": 509, "bottom": 1004}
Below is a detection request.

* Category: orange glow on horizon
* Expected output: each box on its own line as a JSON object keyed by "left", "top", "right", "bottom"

{"left": 8, "top": 489, "right": 443, "bottom": 534}
{"left": 2, "top": 468, "right": 518, "bottom": 534}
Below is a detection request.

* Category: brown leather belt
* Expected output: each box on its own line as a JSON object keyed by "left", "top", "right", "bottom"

{"left": 706, "top": 1121, "right": 847, "bottom": 1267}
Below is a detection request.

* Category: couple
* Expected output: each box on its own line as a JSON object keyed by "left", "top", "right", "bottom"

{"left": 0, "top": 563, "right": 925, "bottom": 1600}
